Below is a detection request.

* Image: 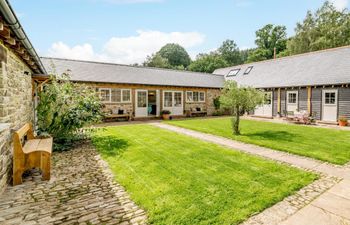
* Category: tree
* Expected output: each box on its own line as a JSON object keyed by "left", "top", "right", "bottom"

{"left": 217, "top": 40, "right": 243, "bottom": 66}
{"left": 143, "top": 53, "right": 171, "bottom": 69}
{"left": 188, "top": 53, "right": 228, "bottom": 73}
{"left": 158, "top": 43, "right": 192, "bottom": 68}
{"left": 219, "top": 81, "right": 264, "bottom": 135}
{"left": 247, "top": 24, "right": 287, "bottom": 62}
{"left": 286, "top": 1, "right": 350, "bottom": 55}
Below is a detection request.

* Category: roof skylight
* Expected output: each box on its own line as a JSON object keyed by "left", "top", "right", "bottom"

{"left": 227, "top": 68, "right": 240, "bottom": 77}
{"left": 244, "top": 66, "right": 253, "bottom": 75}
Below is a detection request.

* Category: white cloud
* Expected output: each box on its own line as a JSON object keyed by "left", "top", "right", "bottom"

{"left": 330, "top": 0, "right": 348, "bottom": 10}
{"left": 47, "top": 30, "right": 205, "bottom": 64}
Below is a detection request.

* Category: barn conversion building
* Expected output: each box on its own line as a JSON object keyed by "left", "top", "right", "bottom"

{"left": 213, "top": 46, "right": 350, "bottom": 123}
{"left": 35, "top": 57, "right": 224, "bottom": 119}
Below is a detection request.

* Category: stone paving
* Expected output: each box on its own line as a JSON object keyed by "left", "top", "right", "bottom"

{"left": 0, "top": 143, "right": 147, "bottom": 225}
{"left": 153, "top": 122, "right": 350, "bottom": 225}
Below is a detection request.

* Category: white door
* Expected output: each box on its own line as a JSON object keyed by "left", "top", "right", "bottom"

{"left": 322, "top": 89, "right": 338, "bottom": 122}
{"left": 287, "top": 91, "right": 298, "bottom": 113}
{"left": 254, "top": 92, "right": 273, "bottom": 117}
{"left": 163, "top": 91, "right": 183, "bottom": 116}
{"left": 135, "top": 90, "right": 148, "bottom": 117}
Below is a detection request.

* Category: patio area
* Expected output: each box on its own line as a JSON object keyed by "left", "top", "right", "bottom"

{"left": 0, "top": 143, "right": 147, "bottom": 225}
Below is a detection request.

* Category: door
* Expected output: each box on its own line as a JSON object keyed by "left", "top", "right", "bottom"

{"left": 254, "top": 92, "right": 272, "bottom": 117}
{"left": 135, "top": 90, "right": 148, "bottom": 117}
{"left": 322, "top": 89, "right": 338, "bottom": 122}
{"left": 163, "top": 91, "right": 183, "bottom": 116}
{"left": 287, "top": 91, "right": 298, "bottom": 113}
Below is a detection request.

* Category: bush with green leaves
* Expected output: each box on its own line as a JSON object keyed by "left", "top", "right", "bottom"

{"left": 36, "top": 74, "right": 103, "bottom": 151}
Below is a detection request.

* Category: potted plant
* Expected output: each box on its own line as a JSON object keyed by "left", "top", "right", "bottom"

{"left": 160, "top": 110, "right": 171, "bottom": 120}
{"left": 338, "top": 116, "right": 348, "bottom": 127}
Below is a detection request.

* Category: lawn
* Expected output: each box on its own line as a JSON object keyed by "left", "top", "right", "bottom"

{"left": 92, "top": 124, "right": 316, "bottom": 225}
{"left": 165, "top": 117, "right": 350, "bottom": 165}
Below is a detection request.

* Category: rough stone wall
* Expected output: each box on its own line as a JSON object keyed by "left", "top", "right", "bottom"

{"left": 104, "top": 103, "right": 133, "bottom": 115}
{"left": 206, "top": 89, "right": 221, "bottom": 115}
{"left": 0, "top": 42, "right": 33, "bottom": 193}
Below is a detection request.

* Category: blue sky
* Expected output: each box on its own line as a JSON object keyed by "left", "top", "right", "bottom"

{"left": 10, "top": 0, "right": 349, "bottom": 64}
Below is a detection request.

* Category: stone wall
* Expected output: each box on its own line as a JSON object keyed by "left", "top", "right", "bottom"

{"left": 0, "top": 41, "right": 33, "bottom": 193}
{"left": 206, "top": 89, "right": 221, "bottom": 115}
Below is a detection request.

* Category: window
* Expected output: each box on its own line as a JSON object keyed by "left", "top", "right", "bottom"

{"left": 164, "top": 92, "right": 173, "bottom": 107}
{"left": 186, "top": 91, "right": 205, "bottom": 102}
{"left": 325, "top": 92, "right": 336, "bottom": 104}
{"left": 244, "top": 66, "right": 253, "bottom": 75}
{"left": 100, "top": 88, "right": 111, "bottom": 102}
{"left": 227, "top": 69, "right": 240, "bottom": 77}
{"left": 288, "top": 93, "right": 297, "bottom": 104}
{"left": 193, "top": 92, "right": 199, "bottom": 102}
{"left": 122, "top": 89, "right": 131, "bottom": 102}
{"left": 199, "top": 92, "right": 205, "bottom": 102}
{"left": 174, "top": 92, "right": 182, "bottom": 107}
{"left": 99, "top": 88, "right": 131, "bottom": 103}
{"left": 137, "top": 91, "right": 147, "bottom": 107}
{"left": 111, "top": 89, "right": 121, "bottom": 102}
{"left": 186, "top": 91, "right": 193, "bottom": 102}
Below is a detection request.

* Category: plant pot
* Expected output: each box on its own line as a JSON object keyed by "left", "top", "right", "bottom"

{"left": 338, "top": 120, "right": 348, "bottom": 127}
{"left": 162, "top": 114, "right": 170, "bottom": 120}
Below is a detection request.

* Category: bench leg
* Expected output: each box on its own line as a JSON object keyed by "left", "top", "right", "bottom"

{"left": 41, "top": 152, "right": 51, "bottom": 181}
{"left": 13, "top": 168, "right": 23, "bottom": 186}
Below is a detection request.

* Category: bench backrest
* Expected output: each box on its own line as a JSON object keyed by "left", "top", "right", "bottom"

{"left": 13, "top": 123, "right": 34, "bottom": 154}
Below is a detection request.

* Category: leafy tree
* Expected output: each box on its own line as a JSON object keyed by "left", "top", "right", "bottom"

{"left": 158, "top": 43, "right": 192, "bottom": 68}
{"left": 188, "top": 53, "right": 228, "bottom": 73}
{"left": 143, "top": 53, "right": 171, "bottom": 69}
{"left": 220, "top": 81, "right": 264, "bottom": 135}
{"left": 247, "top": 24, "right": 287, "bottom": 62}
{"left": 286, "top": 1, "right": 350, "bottom": 55}
{"left": 36, "top": 73, "right": 103, "bottom": 151}
{"left": 218, "top": 40, "right": 243, "bottom": 65}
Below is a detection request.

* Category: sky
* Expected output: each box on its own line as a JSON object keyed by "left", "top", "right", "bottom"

{"left": 10, "top": 0, "right": 350, "bottom": 65}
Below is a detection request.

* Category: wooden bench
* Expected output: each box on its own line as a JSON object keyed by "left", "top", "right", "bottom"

{"left": 104, "top": 113, "right": 131, "bottom": 122}
{"left": 186, "top": 110, "right": 207, "bottom": 117}
{"left": 13, "top": 123, "right": 53, "bottom": 185}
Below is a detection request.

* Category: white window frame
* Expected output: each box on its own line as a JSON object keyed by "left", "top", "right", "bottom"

{"left": 324, "top": 91, "right": 337, "bottom": 105}
{"left": 99, "top": 88, "right": 111, "bottom": 103}
{"left": 99, "top": 88, "right": 132, "bottom": 103}
{"left": 287, "top": 91, "right": 298, "bottom": 104}
{"left": 186, "top": 91, "right": 205, "bottom": 103}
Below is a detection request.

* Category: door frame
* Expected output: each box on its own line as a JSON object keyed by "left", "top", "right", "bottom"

{"left": 321, "top": 89, "right": 338, "bottom": 122}
{"left": 286, "top": 90, "right": 299, "bottom": 112}
{"left": 135, "top": 89, "right": 148, "bottom": 118}
{"left": 162, "top": 90, "right": 184, "bottom": 116}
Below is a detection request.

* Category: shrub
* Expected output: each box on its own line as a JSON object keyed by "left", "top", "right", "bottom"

{"left": 160, "top": 110, "right": 171, "bottom": 115}
{"left": 36, "top": 74, "right": 103, "bottom": 151}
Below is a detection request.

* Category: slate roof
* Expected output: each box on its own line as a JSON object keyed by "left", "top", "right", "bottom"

{"left": 40, "top": 57, "right": 224, "bottom": 88}
{"left": 213, "top": 46, "right": 350, "bottom": 88}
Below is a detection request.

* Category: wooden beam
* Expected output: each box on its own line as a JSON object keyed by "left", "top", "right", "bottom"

{"left": 0, "top": 26, "right": 10, "bottom": 38}
{"left": 277, "top": 88, "right": 281, "bottom": 115}
{"left": 307, "top": 86, "right": 312, "bottom": 115}
{"left": 4, "top": 37, "right": 15, "bottom": 45}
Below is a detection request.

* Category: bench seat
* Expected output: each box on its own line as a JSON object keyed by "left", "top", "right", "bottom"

{"left": 23, "top": 138, "right": 53, "bottom": 154}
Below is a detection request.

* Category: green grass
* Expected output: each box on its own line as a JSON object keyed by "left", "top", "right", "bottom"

{"left": 166, "top": 117, "right": 350, "bottom": 165}
{"left": 92, "top": 125, "right": 316, "bottom": 225}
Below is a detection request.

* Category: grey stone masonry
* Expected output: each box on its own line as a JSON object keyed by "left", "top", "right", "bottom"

{"left": 0, "top": 40, "right": 34, "bottom": 194}
{"left": 0, "top": 142, "right": 147, "bottom": 225}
